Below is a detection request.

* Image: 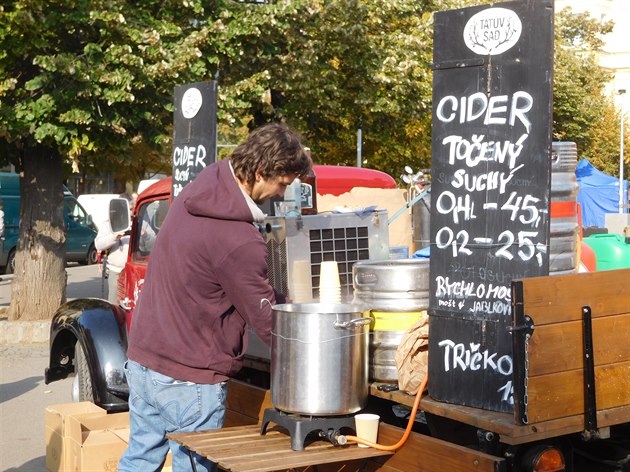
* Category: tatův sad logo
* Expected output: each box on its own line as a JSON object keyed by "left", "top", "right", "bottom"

{"left": 463, "top": 7, "right": 522, "bottom": 56}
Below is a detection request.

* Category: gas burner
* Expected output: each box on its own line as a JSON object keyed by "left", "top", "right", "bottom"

{"left": 260, "top": 408, "right": 356, "bottom": 451}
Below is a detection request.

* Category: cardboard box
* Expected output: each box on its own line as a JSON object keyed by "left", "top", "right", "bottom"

{"left": 45, "top": 402, "right": 106, "bottom": 472}
{"left": 46, "top": 402, "right": 172, "bottom": 471}
{"left": 605, "top": 213, "right": 630, "bottom": 235}
{"left": 110, "top": 429, "right": 172, "bottom": 469}
{"left": 66, "top": 412, "right": 130, "bottom": 472}
{"left": 318, "top": 188, "right": 413, "bottom": 251}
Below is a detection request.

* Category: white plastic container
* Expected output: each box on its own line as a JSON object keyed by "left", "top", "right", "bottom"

{"left": 283, "top": 178, "right": 302, "bottom": 216}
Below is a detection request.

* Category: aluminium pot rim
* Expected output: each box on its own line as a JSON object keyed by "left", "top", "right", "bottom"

{"left": 272, "top": 302, "right": 363, "bottom": 315}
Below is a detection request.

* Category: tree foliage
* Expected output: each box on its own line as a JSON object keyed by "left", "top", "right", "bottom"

{"left": 0, "top": 1, "right": 232, "bottom": 169}
{"left": 553, "top": 7, "right": 628, "bottom": 176}
{"left": 3, "top": 1, "right": 619, "bottom": 185}
{"left": 261, "top": 1, "right": 436, "bottom": 175}
{"left": 0, "top": 0, "right": 228, "bottom": 319}
{"left": 213, "top": 1, "right": 626, "bottom": 178}
{"left": 0, "top": 0, "right": 625, "bottom": 319}
{"left": 209, "top": 1, "right": 437, "bottom": 177}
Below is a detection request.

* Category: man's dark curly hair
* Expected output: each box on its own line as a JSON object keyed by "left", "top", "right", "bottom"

{"left": 230, "top": 122, "right": 311, "bottom": 187}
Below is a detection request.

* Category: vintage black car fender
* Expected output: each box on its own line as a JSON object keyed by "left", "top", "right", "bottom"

{"left": 45, "top": 298, "right": 129, "bottom": 412}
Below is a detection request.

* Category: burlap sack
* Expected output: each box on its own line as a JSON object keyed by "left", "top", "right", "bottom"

{"left": 395, "top": 312, "right": 429, "bottom": 395}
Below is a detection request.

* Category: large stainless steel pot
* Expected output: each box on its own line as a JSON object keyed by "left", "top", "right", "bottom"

{"left": 271, "top": 302, "right": 370, "bottom": 416}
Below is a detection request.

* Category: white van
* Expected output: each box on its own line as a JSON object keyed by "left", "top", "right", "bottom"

{"left": 137, "top": 179, "right": 160, "bottom": 195}
{"left": 77, "top": 194, "right": 130, "bottom": 231}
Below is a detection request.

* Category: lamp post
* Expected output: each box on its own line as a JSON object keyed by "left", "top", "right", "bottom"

{"left": 619, "top": 89, "right": 626, "bottom": 213}
{"left": 357, "top": 128, "right": 362, "bottom": 168}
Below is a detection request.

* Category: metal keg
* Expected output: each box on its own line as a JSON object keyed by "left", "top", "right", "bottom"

{"left": 550, "top": 142, "right": 579, "bottom": 275}
{"left": 352, "top": 259, "right": 430, "bottom": 382}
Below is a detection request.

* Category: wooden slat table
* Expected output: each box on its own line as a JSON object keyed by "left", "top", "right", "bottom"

{"left": 167, "top": 424, "right": 393, "bottom": 472}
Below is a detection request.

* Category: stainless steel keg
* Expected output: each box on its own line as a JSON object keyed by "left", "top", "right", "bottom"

{"left": 352, "top": 259, "right": 430, "bottom": 382}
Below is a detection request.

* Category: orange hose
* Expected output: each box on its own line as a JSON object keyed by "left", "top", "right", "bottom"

{"left": 344, "top": 374, "right": 428, "bottom": 451}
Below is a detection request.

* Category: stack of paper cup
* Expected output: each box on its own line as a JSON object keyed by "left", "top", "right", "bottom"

{"left": 319, "top": 261, "right": 341, "bottom": 303}
{"left": 290, "top": 260, "right": 313, "bottom": 303}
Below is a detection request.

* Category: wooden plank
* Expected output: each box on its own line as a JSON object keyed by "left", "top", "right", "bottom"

{"left": 520, "top": 268, "right": 630, "bottom": 324}
{"left": 527, "top": 313, "right": 630, "bottom": 376}
{"left": 370, "top": 389, "right": 567, "bottom": 442}
{"left": 514, "top": 269, "right": 630, "bottom": 428}
{"left": 526, "top": 361, "right": 630, "bottom": 423}
{"left": 224, "top": 410, "right": 259, "bottom": 428}
{"left": 225, "top": 379, "right": 272, "bottom": 423}
{"left": 369, "top": 384, "right": 417, "bottom": 407}
{"left": 168, "top": 422, "right": 503, "bottom": 472}
{"left": 419, "top": 395, "right": 630, "bottom": 445}
{"left": 374, "top": 423, "right": 503, "bottom": 472}
{"left": 372, "top": 379, "right": 630, "bottom": 445}
{"left": 420, "top": 396, "right": 528, "bottom": 437}
{"left": 167, "top": 425, "right": 392, "bottom": 472}
{"left": 515, "top": 270, "right": 630, "bottom": 426}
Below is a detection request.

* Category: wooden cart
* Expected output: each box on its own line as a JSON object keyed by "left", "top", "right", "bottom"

{"left": 170, "top": 268, "right": 630, "bottom": 471}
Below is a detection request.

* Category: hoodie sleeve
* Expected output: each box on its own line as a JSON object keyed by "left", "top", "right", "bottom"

{"left": 214, "top": 232, "right": 276, "bottom": 346}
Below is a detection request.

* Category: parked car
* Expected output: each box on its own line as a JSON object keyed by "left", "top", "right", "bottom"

{"left": 0, "top": 172, "right": 98, "bottom": 274}
{"left": 77, "top": 194, "right": 131, "bottom": 230}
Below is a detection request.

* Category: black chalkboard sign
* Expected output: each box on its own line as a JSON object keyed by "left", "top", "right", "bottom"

{"left": 172, "top": 81, "right": 218, "bottom": 198}
{"left": 428, "top": 1, "right": 553, "bottom": 413}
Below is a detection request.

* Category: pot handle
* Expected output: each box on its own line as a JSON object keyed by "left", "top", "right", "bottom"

{"left": 333, "top": 317, "right": 372, "bottom": 329}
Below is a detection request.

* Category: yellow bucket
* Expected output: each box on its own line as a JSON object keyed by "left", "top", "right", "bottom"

{"left": 370, "top": 310, "right": 426, "bottom": 331}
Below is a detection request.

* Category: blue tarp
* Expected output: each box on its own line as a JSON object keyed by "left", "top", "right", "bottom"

{"left": 576, "top": 158, "right": 628, "bottom": 228}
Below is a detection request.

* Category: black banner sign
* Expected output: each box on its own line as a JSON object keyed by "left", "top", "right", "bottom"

{"left": 428, "top": 1, "right": 553, "bottom": 412}
{"left": 172, "top": 81, "right": 218, "bottom": 198}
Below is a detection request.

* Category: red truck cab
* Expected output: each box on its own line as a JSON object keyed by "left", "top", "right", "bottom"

{"left": 117, "top": 177, "right": 172, "bottom": 331}
{"left": 313, "top": 165, "right": 396, "bottom": 196}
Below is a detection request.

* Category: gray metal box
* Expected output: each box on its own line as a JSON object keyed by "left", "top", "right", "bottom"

{"left": 263, "top": 211, "right": 390, "bottom": 302}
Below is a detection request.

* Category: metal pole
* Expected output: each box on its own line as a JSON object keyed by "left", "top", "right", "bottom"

{"left": 357, "top": 128, "right": 362, "bottom": 168}
{"left": 620, "top": 89, "right": 626, "bottom": 213}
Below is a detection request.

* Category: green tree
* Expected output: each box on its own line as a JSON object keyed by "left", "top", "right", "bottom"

{"left": 220, "top": 1, "right": 626, "bottom": 180}
{"left": 0, "top": 1, "right": 220, "bottom": 320}
{"left": 0, "top": 0, "right": 327, "bottom": 320}
{"left": 1, "top": 0, "right": 625, "bottom": 321}
{"left": 552, "top": 7, "right": 623, "bottom": 174}
{"left": 229, "top": 1, "right": 437, "bottom": 176}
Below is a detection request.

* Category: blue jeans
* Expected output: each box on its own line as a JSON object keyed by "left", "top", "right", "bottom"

{"left": 118, "top": 360, "right": 227, "bottom": 472}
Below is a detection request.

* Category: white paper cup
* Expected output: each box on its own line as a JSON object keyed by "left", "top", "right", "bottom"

{"left": 290, "top": 260, "right": 313, "bottom": 302}
{"left": 291, "top": 260, "right": 312, "bottom": 286}
{"left": 319, "top": 261, "right": 340, "bottom": 288}
{"left": 318, "top": 286, "right": 341, "bottom": 303}
{"left": 354, "top": 413, "right": 379, "bottom": 447}
{"left": 291, "top": 285, "right": 313, "bottom": 303}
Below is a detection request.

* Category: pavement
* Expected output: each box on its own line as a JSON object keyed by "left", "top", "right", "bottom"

{"left": 0, "top": 264, "right": 102, "bottom": 471}
{"left": 1, "top": 342, "right": 74, "bottom": 471}
{"left": 0, "top": 264, "right": 103, "bottom": 345}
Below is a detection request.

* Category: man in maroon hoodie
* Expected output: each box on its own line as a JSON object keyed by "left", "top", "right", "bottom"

{"left": 119, "top": 122, "right": 311, "bottom": 472}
